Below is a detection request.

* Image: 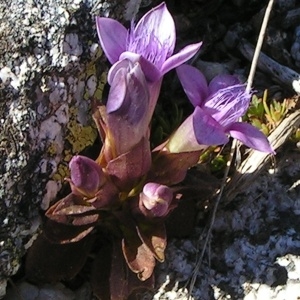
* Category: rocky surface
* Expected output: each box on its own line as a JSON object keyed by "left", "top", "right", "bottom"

{"left": 0, "top": 0, "right": 128, "bottom": 297}
{"left": 1, "top": 0, "right": 300, "bottom": 299}
{"left": 152, "top": 148, "right": 300, "bottom": 300}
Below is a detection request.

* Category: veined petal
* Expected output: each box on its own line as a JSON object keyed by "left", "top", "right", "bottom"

{"left": 161, "top": 42, "right": 202, "bottom": 76}
{"left": 120, "top": 51, "right": 161, "bottom": 82}
{"left": 193, "top": 107, "right": 229, "bottom": 146}
{"left": 208, "top": 74, "right": 240, "bottom": 95}
{"left": 205, "top": 84, "right": 251, "bottom": 127}
{"left": 135, "top": 2, "right": 176, "bottom": 55}
{"left": 228, "top": 122, "right": 275, "bottom": 153}
{"left": 125, "top": 63, "right": 150, "bottom": 124}
{"left": 95, "top": 17, "right": 127, "bottom": 64}
{"left": 176, "top": 64, "right": 208, "bottom": 107}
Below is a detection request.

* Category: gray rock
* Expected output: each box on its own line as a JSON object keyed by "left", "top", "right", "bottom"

{"left": 0, "top": 0, "right": 128, "bottom": 297}
{"left": 152, "top": 150, "right": 300, "bottom": 300}
{"left": 5, "top": 282, "right": 75, "bottom": 300}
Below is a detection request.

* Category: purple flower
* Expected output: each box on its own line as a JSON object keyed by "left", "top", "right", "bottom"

{"left": 67, "top": 155, "right": 105, "bottom": 198}
{"left": 139, "top": 183, "right": 174, "bottom": 218}
{"left": 96, "top": 2, "right": 202, "bottom": 82}
{"left": 105, "top": 59, "right": 150, "bottom": 157}
{"left": 96, "top": 2, "right": 201, "bottom": 126}
{"left": 166, "top": 64, "right": 274, "bottom": 153}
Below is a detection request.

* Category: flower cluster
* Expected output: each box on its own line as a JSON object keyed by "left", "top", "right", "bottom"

{"left": 40, "top": 2, "right": 274, "bottom": 297}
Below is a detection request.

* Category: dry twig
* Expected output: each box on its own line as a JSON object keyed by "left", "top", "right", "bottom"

{"left": 239, "top": 40, "right": 300, "bottom": 94}
{"left": 225, "top": 109, "right": 300, "bottom": 204}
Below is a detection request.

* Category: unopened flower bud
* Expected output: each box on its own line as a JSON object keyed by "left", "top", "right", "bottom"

{"left": 139, "top": 183, "right": 173, "bottom": 217}
{"left": 68, "top": 155, "right": 105, "bottom": 198}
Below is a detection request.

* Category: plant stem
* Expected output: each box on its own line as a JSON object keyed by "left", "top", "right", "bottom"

{"left": 246, "top": 0, "right": 275, "bottom": 92}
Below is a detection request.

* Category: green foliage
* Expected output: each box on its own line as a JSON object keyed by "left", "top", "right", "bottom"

{"left": 210, "top": 155, "right": 227, "bottom": 172}
{"left": 199, "top": 146, "right": 228, "bottom": 174}
{"left": 245, "top": 90, "right": 292, "bottom": 135}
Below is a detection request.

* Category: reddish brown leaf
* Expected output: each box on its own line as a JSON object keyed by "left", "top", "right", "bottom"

{"left": 121, "top": 236, "right": 155, "bottom": 281}
{"left": 106, "top": 137, "right": 151, "bottom": 191}
{"left": 136, "top": 222, "right": 167, "bottom": 262}
{"left": 43, "top": 217, "right": 95, "bottom": 244}
{"left": 53, "top": 204, "right": 96, "bottom": 216}
{"left": 110, "top": 240, "right": 131, "bottom": 300}
{"left": 46, "top": 193, "right": 99, "bottom": 227}
{"left": 91, "top": 242, "right": 112, "bottom": 300}
{"left": 25, "top": 233, "right": 94, "bottom": 283}
{"left": 113, "top": 211, "right": 156, "bottom": 281}
{"left": 112, "top": 240, "right": 154, "bottom": 299}
{"left": 91, "top": 239, "right": 154, "bottom": 300}
{"left": 148, "top": 150, "right": 201, "bottom": 185}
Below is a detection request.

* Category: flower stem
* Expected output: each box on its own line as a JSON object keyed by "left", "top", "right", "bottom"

{"left": 246, "top": 0, "right": 275, "bottom": 92}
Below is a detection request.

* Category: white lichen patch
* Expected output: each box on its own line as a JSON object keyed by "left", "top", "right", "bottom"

{"left": 0, "top": 67, "right": 19, "bottom": 89}
{"left": 41, "top": 180, "right": 62, "bottom": 210}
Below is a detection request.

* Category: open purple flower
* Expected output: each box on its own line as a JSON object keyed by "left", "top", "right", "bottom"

{"left": 96, "top": 2, "right": 202, "bottom": 83}
{"left": 166, "top": 64, "right": 274, "bottom": 153}
{"left": 96, "top": 2, "right": 201, "bottom": 126}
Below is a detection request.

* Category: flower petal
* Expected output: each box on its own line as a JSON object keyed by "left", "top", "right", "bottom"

{"left": 166, "top": 114, "right": 203, "bottom": 153}
{"left": 166, "top": 107, "right": 228, "bottom": 153}
{"left": 119, "top": 51, "right": 161, "bottom": 82}
{"left": 176, "top": 64, "right": 208, "bottom": 107}
{"left": 228, "top": 122, "right": 275, "bottom": 153}
{"left": 208, "top": 74, "right": 240, "bottom": 95}
{"left": 140, "top": 182, "right": 173, "bottom": 218}
{"left": 135, "top": 2, "right": 176, "bottom": 55}
{"left": 107, "top": 62, "right": 150, "bottom": 155}
{"left": 193, "top": 107, "right": 229, "bottom": 146}
{"left": 161, "top": 42, "right": 202, "bottom": 76}
{"left": 205, "top": 84, "right": 251, "bottom": 127}
{"left": 95, "top": 17, "right": 127, "bottom": 64}
{"left": 68, "top": 155, "right": 105, "bottom": 197}
{"left": 107, "top": 59, "right": 132, "bottom": 85}
{"left": 106, "top": 66, "right": 127, "bottom": 112}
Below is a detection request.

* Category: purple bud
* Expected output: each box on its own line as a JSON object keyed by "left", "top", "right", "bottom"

{"left": 139, "top": 183, "right": 173, "bottom": 218}
{"left": 68, "top": 155, "right": 105, "bottom": 198}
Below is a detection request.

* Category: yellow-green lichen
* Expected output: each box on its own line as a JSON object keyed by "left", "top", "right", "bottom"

{"left": 66, "top": 106, "right": 98, "bottom": 153}
{"left": 94, "top": 71, "right": 107, "bottom": 100}
{"left": 52, "top": 163, "right": 69, "bottom": 182}
{"left": 50, "top": 48, "right": 107, "bottom": 183}
{"left": 47, "top": 142, "right": 60, "bottom": 157}
{"left": 50, "top": 107, "right": 98, "bottom": 182}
